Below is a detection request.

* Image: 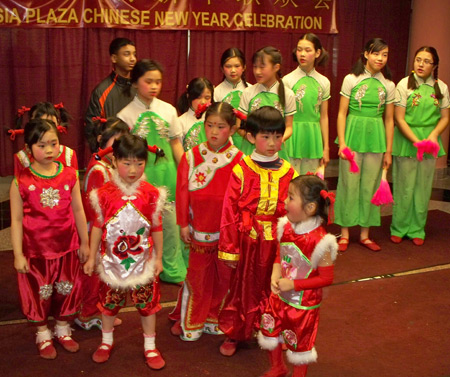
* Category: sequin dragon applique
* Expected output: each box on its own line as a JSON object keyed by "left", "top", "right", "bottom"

{"left": 377, "top": 87, "right": 386, "bottom": 113}
{"left": 315, "top": 86, "right": 323, "bottom": 113}
{"left": 355, "top": 84, "right": 368, "bottom": 110}
{"left": 295, "top": 84, "right": 307, "bottom": 112}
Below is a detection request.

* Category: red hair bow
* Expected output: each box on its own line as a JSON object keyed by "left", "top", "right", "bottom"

{"left": 94, "top": 145, "right": 165, "bottom": 161}
{"left": 8, "top": 128, "right": 24, "bottom": 141}
{"left": 233, "top": 109, "right": 247, "bottom": 121}
{"left": 57, "top": 125, "right": 68, "bottom": 134}
{"left": 54, "top": 102, "right": 64, "bottom": 109}
{"left": 17, "top": 106, "right": 30, "bottom": 117}
{"left": 92, "top": 116, "right": 107, "bottom": 123}
{"left": 320, "top": 190, "right": 336, "bottom": 225}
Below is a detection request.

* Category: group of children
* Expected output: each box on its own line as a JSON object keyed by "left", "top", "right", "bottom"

{"left": 9, "top": 33, "right": 449, "bottom": 377}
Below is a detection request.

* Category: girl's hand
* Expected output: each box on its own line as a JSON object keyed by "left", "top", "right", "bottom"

{"left": 321, "top": 148, "right": 330, "bottom": 167}
{"left": 224, "top": 261, "right": 238, "bottom": 269}
{"left": 83, "top": 257, "right": 95, "bottom": 276}
{"left": 271, "top": 278, "right": 280, "bottom": 295}
{"left": 278, "top": 278, "right": 295, "bottom": 292}
{"left": 78, "top": 244, "right": 90, "bottom": 264}
{"left": 154, "top": 257, "right": 164, "bottom": 277}
{"left": 383, "top": 151, "right": 392, "bottom": 169}
{"left": 426, "top": 133, "right": 438, "bottom": 145}
{"left": 180, "top": 226, "right": 191, "bottom": 244}
{"left": 338, "top": 144, "right": 348, "bottom": 159}
{"left": 14, "top": 254, "right": 29, "bottom": 273}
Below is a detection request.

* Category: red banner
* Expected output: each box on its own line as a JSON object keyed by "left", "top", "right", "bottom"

{"left": 0, "top": 0, "right": 337, "bottom": 33}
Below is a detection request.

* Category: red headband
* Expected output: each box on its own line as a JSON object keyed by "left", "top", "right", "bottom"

{"left": 320, "top": 189, "right": 335, "bottom": 225}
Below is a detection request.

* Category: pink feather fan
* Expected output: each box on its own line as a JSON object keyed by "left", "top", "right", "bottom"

{"left": 413, "top": 140, "right": 439, "bottom": 161}
{"left": 371, "top": 168, "right": 393, "bottom": 206}
{"left": 342, "top": 147, "right": 360, "bottom": 173}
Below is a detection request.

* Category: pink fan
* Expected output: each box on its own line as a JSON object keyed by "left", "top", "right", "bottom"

{"left": 413, "top": 140, "right": 439, "bottom": 161}
{"left": 342, "top": 147, "right": 360, "bottom": 173}
{"left": 315, "top": 164, "right": 325, "bottom": 180}
{"left": 371, "top": 168, "right": 393, "bottom": 206}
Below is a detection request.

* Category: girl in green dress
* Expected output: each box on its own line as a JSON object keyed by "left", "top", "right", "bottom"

{"left": 335, "top": 38, "right": 395, "bottom": 252}
{"left": 283, "top": 33, "right": 330, "bottom": 175}
{"left": 390, "top": 46, "right": 449, "bottom": 245}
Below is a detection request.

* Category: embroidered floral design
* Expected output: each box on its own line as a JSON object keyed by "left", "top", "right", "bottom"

{"left": 28, "top": 184, "right": 36, "bottom": 191}
{"left": 226, "top": 152, "right": 232, "bottom": 159}
{"left": 250, "top": 98, "right": 262, "bottom": 112}
{"left": 377, "top": 87, "right": 386, "bottom": 113}
{"left": 194, "top": 172, "right": 207, "bottom": 186}
{"left": 64, "top": 184, "right": 69, "bottom": 191}
{"left": 261, "top": 313, "right": 275, "bottom": 333}
{"left": 212, "top": 157, "right": 218, "bottom": 164}
{"left": 295, "top": 84, "right": 307, "bottom": 112}
{"left": 411, "top": 93, "right": 422, "bottom": 107}
{"left": 132, "top": 284, "right": 154, "bottom": 308}
{"left": 152, "top": 116, "right": 170, "bottom": 140}
{"left": 183, "top": 125, "right": 201, "bottom": 151}
{"left": 40, "top": 187, "right": 60, "bottom": 208}
{"left": 112, "top": 228, "right": 145, "bottom": 270}
{"left": 355, "top": 84, "right": 368, "bottom": 110}
{"left": 104, "top": 288, "right": 125, "bottom": 309}
{"left": 282, "top": 329, "right": 298, "bottom": 349}
{"left": 315, "top": 86, "right": 323, "bottom": 113}
{"left": 55, "top": 281, "right": 73, "bottom": 296}
{"left": 39, "top": 284, "right": 53, "bottom": 300}
{"left": 281, "top": 256, "right": 298, "bottom": 280}
{"left": 201, "top": 149, "right": 207, "bottom": 155}
{"left": 431, "top": 94, "right": 440, "bottom": 108}
{"left": 273, "top": 101, "right": 283, "bottom": 115}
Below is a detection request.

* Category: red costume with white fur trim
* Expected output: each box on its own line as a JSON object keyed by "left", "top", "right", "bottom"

{"left": 90, "top": 171, "right": 166, "bottom": 316}
{"left": 258, "top": 216, "right": 337, "bottom": 365}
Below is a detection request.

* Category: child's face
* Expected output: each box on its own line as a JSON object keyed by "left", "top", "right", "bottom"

{"left": 414, "top": 51, "right": 435, "bottom": 80}
{"left": 191, "top": 87, "right": 212, "bottom": 111}
{"left": 296, "top": 39, "right": 320, "bottom": 72}
{"left": 253, "top": 55, "right": 280, "bottom": 87}
{"left": 364, "top": 47, "right": 388, "bottom": 75}
{"left": 112, "top": 44, "right": 137, "bottom": 74}
{"left": 247, "top": 131, "right": 283, "bottom": 157}
{"left": 30, "top": 130, "right": 60, "bottom": 166}
{"left": 135, "top": 70, "right": 162, "bottom": 104}
{"left": 205, "top": 114, "right": 233, "bottom": 150}
{"left": 285, "top": 183, "right": 309, "bottom": 224}
{"left": 222, "top": 57, "right": 245, "bottom": 84}
{"left": 115, "top": 157, "right": 146, "bottom": 185}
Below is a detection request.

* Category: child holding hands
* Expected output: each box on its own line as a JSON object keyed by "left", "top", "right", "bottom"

{"left": 10, "top": 118, "right": 89, "bottom": 359}
{"left": 258, "top": 175, "right": 338, "bottom": 377}
{"left": 218, "top": 106, "right": 297, "bottom": 356}
{"left": 84, "top": 134, "right": 166, "bottom": 369}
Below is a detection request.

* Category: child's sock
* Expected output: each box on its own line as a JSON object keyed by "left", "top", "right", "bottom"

{"left": 54, "top": 323, "right": 79, "bottom": 352}
{"left": 102, "top": 328, "right": 114, "bottom": 346}
{"left": 143, "top": 333, "right": 165, "bottom": 370}
{"left": 144, "top": 333, "right": 156, "bottom": 352}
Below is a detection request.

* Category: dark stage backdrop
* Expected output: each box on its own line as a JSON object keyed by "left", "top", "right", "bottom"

{"left": 0, "top": 0, "right": 411, "bottom": 176}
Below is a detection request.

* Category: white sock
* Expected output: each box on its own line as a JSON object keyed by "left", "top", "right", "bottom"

{"left": 36, "top": 328, "right": 52, "bottom": 344}
{"left": 144, "top": 333, "right": 156, "bottom": 352}
{"left": 54, "top": 323, "right": 72, "bottom": 338}
{"left": 102, "top": 329, "right": 114, "bottom": 346}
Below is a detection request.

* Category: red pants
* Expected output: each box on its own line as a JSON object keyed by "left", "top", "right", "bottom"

{"left": 78, "top": 272, "right": 101, "bottom": 318}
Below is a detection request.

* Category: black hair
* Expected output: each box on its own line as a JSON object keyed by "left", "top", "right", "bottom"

{"left": 91, "top": 117, "right": 130, "bottom": 151}
{"left": 245, "top": 106, "right": 285, "bottom": 137}
{"left": 220, "top": 47, "right": 249, "bottom": 87}
{"left": 253, "top": 46, "right": 286, "bottom": 110}
{"left": 351, "top": 38, "right": 392, "bottom": 80}
{"left": 109, "top": 38, "right": 135, "bottom": 56}
{"left": 126, "top": 59, "right": 164, "bottom": 97}
{"left": 15, "top": 101, "right": 71, "bottom": 130}
{"left": 176, "top": 77, "right": 214, "bottom": 114}
{"left": 24, "top": 118, "right": 59, "bottom": 151}
{"left": 292, "top": 33, "right": 329, "bottom": 67}
{"left": 407, "top": 46, "right": 442, "bottom": 100}
{"left": 204, "top": 102, "right": 236, "bottom": 128}
{"left": 290, "top": 175, "right": 331, "bottom": 224}
{"left": 112, "top": 134, "right": 148, "bottom": 163}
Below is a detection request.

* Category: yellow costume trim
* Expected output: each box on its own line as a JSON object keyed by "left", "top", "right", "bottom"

{"left": 218, "top": 251, "right": 240, "bottom": 261}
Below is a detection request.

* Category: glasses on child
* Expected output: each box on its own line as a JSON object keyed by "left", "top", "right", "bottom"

{"left": 415, "top": 58, "right": 434, "bottom": 66}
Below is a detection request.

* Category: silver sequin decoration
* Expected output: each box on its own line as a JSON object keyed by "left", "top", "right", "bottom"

{"left": 315, "top": 86, "right": 324, "bottom": 113}
{"left": 64, "top": 184, "right": 69, "bottom": 191}
{"left": 295, "top": 84, "right": 307, "bottom": 112}
{"left": 28, "top": 184, "right": 36, "bottom": 191}
{"left": 183, "top": 126, "right": 201, "bottom": 151}
{"left": 377, "top": 87, "right": 386, "bottom": 113}
{"left": 355, "top": 84, "right": 368, "bottom": 110}
{"left": 134, "top": 117, "right": 152, "bottom": 139}
{"left": 40, "top": 187, "right": 60, "bottom": 208}
{"left": 250, "top": 98, "right": 262, "bottom": 112}
{"left": 273, "top": 101, "right": 283, "bottom": 115}
{"left": 152, "top": 116, "right": 170, "bottom": 141}
{"left": 55, "top": 281, "right": 73, "bottom": 296}
{"left": 224, "top": 95, "right": 232, "bottom": 105}
{"left": 39, "top": 284, "right": 53, "bottom": 300}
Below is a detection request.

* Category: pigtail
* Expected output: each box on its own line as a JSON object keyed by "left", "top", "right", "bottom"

{"left": 433, "top": 66, "right": 443, "bottom": 100}
{"left": 407, "top": 71, "right": 417, "bottom": 91}
{"left": 55, "top": 103, "right": 72, "bottom": 127}
{"left": 277, "top": 71, "right": 286, "bottom": 111}
{"left": 176, "top": 90, "right": 190, "bottom": 114}
{"left": 350, "top": 53, "right": 366, "bottom": 76}
{"left": 14, "top": 106, "right": 30, "bottom": 129}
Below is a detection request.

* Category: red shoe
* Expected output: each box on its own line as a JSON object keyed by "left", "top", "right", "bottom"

{"left": 412, "top": 238, "right": 424, "bottom": 246}
{"left": 220, "top": 338, "right": 238, "bottom": 356}
{"left": 390, "top": 235, "right": 403, "bottom": 244}
{"left": 359, "top": 238, "right": 381, "bottom": 252}
{"left": 92, "top": 343, "right": 113, "bottom": 363}
{"left": 338, "top": 237, "right": 349, "bottom": 252}
{"left": 170, "top": 320, "right": 182, "bottom": 336}
{"left": 145, "top": 349, "right": 165, "bottom": 370}
{"left": 56, "top": 335, "right": 79, "bottom": 353}
{"left": 261, "top": 367, "right": 289, "bottom": 377}
{"left": 37, "top": 339, "right": 57, "bottom": 360}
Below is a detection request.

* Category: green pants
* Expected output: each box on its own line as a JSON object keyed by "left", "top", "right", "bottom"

{"left": 159, "top": 202, "right": 188, "bottom": 283}
{"left": 335, "top": 152, "right": 383, "bottom": 228}
{"left": 289, "top": 158, "right": 320, "bottom": 176}
{"left": 390, "top": 156, "right": 436, "bottom": 240}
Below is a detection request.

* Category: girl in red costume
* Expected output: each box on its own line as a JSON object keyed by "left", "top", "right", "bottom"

{"left": 84, "top": 134, "right": 166, "bottom": 370}
{"left": 10, "top": 118, "right": 89, "bottom": 359}
{"left": 171, "top": 102, "right": 244, "bottom": 341}
{"left": 258, "top": 175, "right": 338, "bottom": 377}
{"left": 75, "top": 117, "right": 129, "bottom": 330}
